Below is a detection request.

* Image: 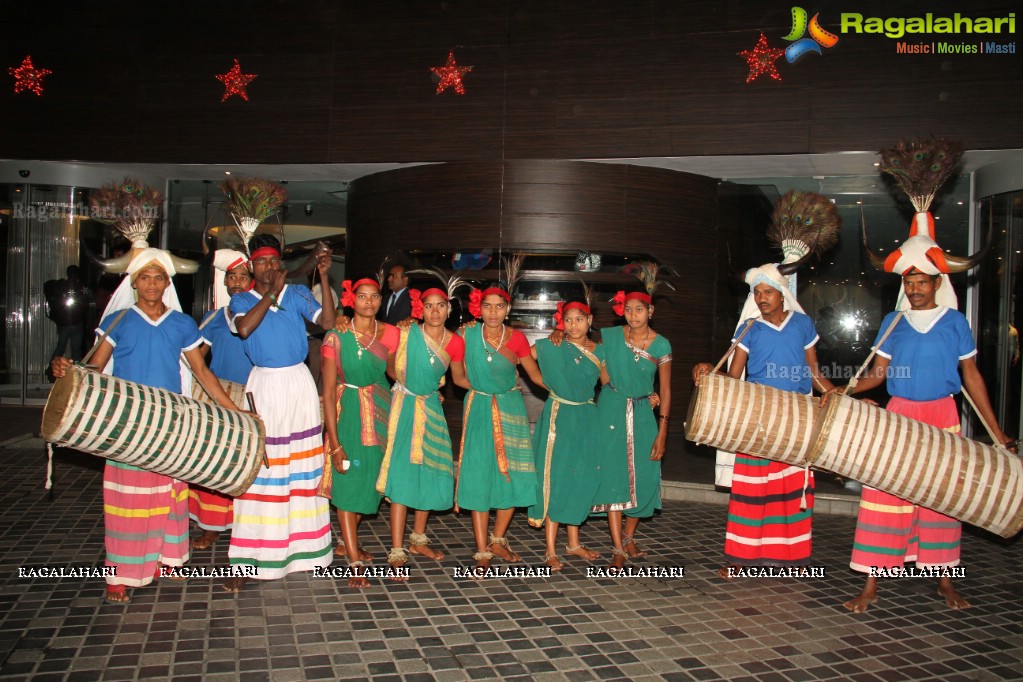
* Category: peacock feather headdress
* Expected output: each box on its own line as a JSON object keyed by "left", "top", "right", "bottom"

{"left": 767, "top": 190, "right": 841, "bottom": 268}
{"left": 89, "top": 177, "right": 163, "bottom": 248}
{"left": 879, "top": 136, "right": 964, "bottom": 213}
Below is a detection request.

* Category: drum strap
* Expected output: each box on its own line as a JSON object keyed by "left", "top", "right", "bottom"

{"left": 711, "top": 318, "right": 756, "bottom": 374}
{"left": 83, "top": 307, "right": 131, "bottom": 365}
{"left": 844, "top": 311, "right": 905, "bottom": 395}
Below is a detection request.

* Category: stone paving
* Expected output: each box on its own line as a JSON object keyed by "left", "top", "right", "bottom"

{"left": 0, "top": 422, "right": 1021, "bottom": 680}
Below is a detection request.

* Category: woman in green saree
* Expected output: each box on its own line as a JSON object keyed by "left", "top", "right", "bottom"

{"left": 458, "top": 285, "right": 546, "bottom": 574}
{"left": 593, "top": 290, "right": 672, "bottom": 568}
{"left": 527, "top": 300, "right": 603, "bottom": 572}
{"left": 378, "top": 288, "right": 470, "bottom": 576}
{"left": 322, "top": 278, "right": 399, "bottom": 588}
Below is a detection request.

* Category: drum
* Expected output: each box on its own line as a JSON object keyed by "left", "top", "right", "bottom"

{"left": 41, "top": 365, "right": 265, "bottom": 497}
{"left": 810, "top": 394, "right": 1023, "bottom": 538}
{"left": 192, "top": 376, "right": 247, "bottom": 410}
{"left": 685, "top": 372, "right": 817, "bottom": 467}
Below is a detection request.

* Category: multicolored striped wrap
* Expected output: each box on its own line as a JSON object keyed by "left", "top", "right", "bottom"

{"left": 42, "top": 364, "right": 266, "bottom": 497}
{"left": 686, "top": 372, "right": 1023, "bottom": 538}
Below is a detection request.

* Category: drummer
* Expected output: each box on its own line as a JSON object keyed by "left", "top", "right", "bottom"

{"left": 50, "top": 248, "right": 240, "bottom": 605}
{"left": 833, "top": 268, "right": 1016, "bottom": 612}
{"left": 694, "top": 263, "right": 835, "bottom": 579}
{"left": 225, "top": 234, "right": 335, "bottom": 592}
{"left": 188, "top": 249, "right": 254, "bottom": 551}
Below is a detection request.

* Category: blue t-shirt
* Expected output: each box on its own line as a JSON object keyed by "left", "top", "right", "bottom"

{"left": 99, "top": 307, "right": 203, "bottom": 392}
{"left": 734, "top": 311, "right": 819, "bottom": 394}
{"left": 874, "top": 307, "right": 976, "bottom": 401}
{"left": 230, "top": 284, "right": 322, "bottom": 368}
{"left": 201, "top": 307, "right": 255, "bottom": 385}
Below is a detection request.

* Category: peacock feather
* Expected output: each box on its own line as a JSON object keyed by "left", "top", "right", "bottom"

{"left": 879, "top": 136, "right": 964, "bottom": 213}
{"left": 767, "top": 190, "right": 841, "bottom": 263}
{"left": 220, "top": 177, "right": 287, "bottom": 223}
{"left": 89, "top": 177, "right": 163, "bottom": 245}
{"left": 501, "top": 253, "right": 526, "bottom": 295}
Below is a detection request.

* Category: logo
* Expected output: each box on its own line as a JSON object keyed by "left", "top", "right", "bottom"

{"left": 783, "top": 7, "right": 840, "bottom": 63}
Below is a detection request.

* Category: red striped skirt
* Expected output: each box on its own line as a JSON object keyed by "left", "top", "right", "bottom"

{"left": 724, "top": 454, "right": 814, "bottom": 566}
{"left": 188, "top": 487, "right": 233, "bottom": 531}
{"left": 849, "top": 396, "right": 962, "bottom": 572}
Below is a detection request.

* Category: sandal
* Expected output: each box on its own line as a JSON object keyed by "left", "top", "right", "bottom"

{"left": 104, "top": 585, "right": 131, "bottom": 604}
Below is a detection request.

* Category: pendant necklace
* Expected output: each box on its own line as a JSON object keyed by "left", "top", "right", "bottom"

{"left": 355, "top": 319, "right": 378, "bottom": 360}
{"left": 628, "top": 327, "right": 650, "bottom": 363}
{"left": 483, "top": 324, "right": 505, "bottom": 362}
{"left": 426, "top": 326, "right": 447, "bottom": 365}
{"left": 568, "top": 339, "right": 587, "bottom": 364}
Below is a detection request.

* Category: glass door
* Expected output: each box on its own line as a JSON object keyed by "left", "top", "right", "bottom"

{"left": 1, "top": 184, "right": 87, "bottom": 404}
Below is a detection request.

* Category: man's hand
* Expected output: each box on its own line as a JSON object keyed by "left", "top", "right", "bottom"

{"left": 50, "top": 356, "right": 73, "bottom": 379}
{"left": 691, "top": 362, "right": 713, "bottom": 386}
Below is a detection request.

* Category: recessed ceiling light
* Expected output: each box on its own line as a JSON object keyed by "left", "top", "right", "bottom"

{"left": 224, "top": 171, "right": 232, "bottom": 175}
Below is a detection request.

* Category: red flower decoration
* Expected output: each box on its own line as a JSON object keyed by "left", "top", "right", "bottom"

{"left": 554, "top": 301, "right": 566, "bottom": 330}
{"left": 468, "top": 288, "right": 483, "bottom": 319}
{"left": 340, "top": 280, "right": 355, "bottom": 308}
{"left": 409, "top": 289, "right": 423, "bottom": 319}
{"left": 612, "top": 291, "right": 626, "bottom": 317}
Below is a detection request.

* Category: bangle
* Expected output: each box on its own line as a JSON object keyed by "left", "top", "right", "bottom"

{"left": 657, "top": 415, "right": 669, "bottom": 423}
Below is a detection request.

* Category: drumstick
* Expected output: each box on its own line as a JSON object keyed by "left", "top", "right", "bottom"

{"left": 246, "top": 392, "right": 271, "bottom": 469}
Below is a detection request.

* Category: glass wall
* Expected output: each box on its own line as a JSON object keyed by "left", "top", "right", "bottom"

{"left": 1, "top": 184, "right": 93, "bottom": 403}
{"left": 975, "top": 191, "right": 1023, "bottom": 440}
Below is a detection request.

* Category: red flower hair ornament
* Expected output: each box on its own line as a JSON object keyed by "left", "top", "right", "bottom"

{"left": 468, "top": 288, "right": 483, "bottom": 318}
{"left": 340, "top": 280, "right": 355, "bottom": 308}
{"left": 409, "top": 288, "right": 423, "bottom": 319}
{"left": 554, "top": 301, "right": 566, "bottom": 330}
{"left": 612, "top": 290, "right": 626, "bottom": 317}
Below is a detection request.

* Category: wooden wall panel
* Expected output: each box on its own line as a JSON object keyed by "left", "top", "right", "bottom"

{"left": 1, "top": 0, "right": 1020, "bottom": 162}
{"left": 346, "top": 160, "right": 718, "bottom": 426}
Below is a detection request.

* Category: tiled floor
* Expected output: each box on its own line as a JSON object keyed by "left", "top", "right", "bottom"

{"left": 1, "top": 434, "right": 1022, "bottom": 680}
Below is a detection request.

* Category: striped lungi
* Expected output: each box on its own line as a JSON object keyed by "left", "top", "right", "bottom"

{"left": 850, "top": 396, "right": 963, "bottom": 572}
{"left": 724, "top": 454, "right": 814, "bottom": 566}
{"left": 104, "top": 461, "right": 190, "bottom": 587}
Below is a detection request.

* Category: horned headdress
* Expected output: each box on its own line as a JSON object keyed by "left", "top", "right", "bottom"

{"left": 89, "top": 177, "right": 198, "bottom": 276}
{"left": 863, "top": 137, "right": 991, "bottom": 309}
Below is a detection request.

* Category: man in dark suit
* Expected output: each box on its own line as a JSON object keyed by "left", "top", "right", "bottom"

{"left": 381, "top": 264, "right": 412, "bottom": 324}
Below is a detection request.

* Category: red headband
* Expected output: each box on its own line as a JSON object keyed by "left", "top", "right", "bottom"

{"left": 250, "top": 246, "right": 280, "bottom": 261}
{"left": 340, "top": 278, "right": 380, "bottom": 308}
{"left": 554, "top": 301, "right": 591, "bottom": 330}
{"left": 469, "top": 287, "right": 511, "bottom": 318}
{"left": 612, "top": 290, "right": 652, "bottom": 316}
{"left": 421, "top": 287, "right": 448, "bottom": 300}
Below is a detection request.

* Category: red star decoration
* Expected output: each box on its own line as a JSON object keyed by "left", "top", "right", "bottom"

{"left": 216, "top": 59, "right": 257, "bottom": 102}
{"left": 738, "top": 34, "right": 785, "bottom": 83}
{"left": 430, "top": 51, "right": 473, "bottom": 95}
{"left": 9, "top": 55, "right": 52, "bottom": 96}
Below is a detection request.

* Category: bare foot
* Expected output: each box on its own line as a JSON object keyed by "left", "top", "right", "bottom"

{"left": 938, "top": 578, "right": 970, "bottom": 609}
{"left": 488, "top": 540, "right": 521, "bottom": 563}
{"left": 843, "top": 589, "right": 877, "bottom": 613}
{"left": 545, "top": 555, "right": 563, "bottom": 572}
{"left": 191, "top": 530, "right": 219, "bottom": 550}
{"left": 348, "top": 574, "right": 371, "bottom": 589}
{"left": 333, "top": 541, "right": 373, "bottom": 562}
{"left": 717, "top": 565, "right": 740, "bottom": 581}
{"left": 609, "top": 549, "right": 628, "bottom": 569}
{"left": 623, "top": 539, "right": 648, "bottom": 558}
{"left": 223, "top": 576, "right": 250, "bottom": 593}
{"left": 566, "top": 545, "right": 600, "bottom": 561}
{"left": 471, "top": 555, "right": 492, "bottom": 581}
{"left": 104, "top": 587, "right": 130, "bottom": 604}
{"left": 409, "top": 544, "right": 445, "bottom": 561}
